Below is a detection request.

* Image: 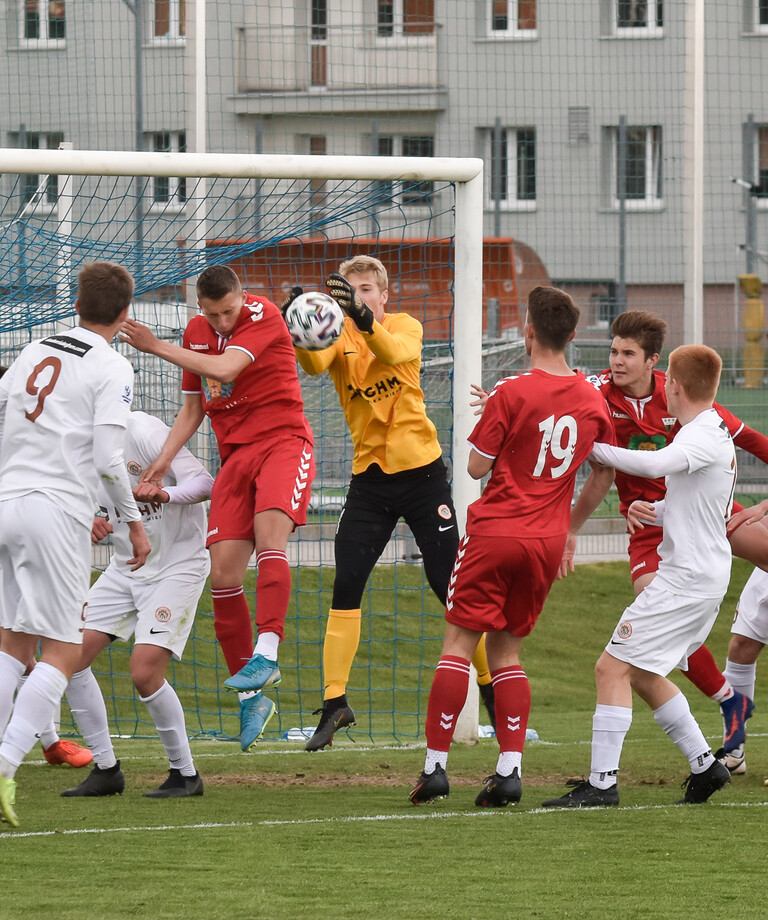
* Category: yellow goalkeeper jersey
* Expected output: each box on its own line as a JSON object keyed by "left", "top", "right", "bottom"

{"left": 296, "top": 312, "right": 442, "bottom": 475}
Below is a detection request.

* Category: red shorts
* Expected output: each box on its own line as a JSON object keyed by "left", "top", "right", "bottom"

{"left": 627, "top": 500, "right": 747, "bottom": 582}
{"left": 206, "top": 435, "right": 315, "bottom": 547}
{"left": 445, "top": 532, "right": 565, "bottom": 637}
{"left": 627, "top": 525, "right": 662, "bottom": 583}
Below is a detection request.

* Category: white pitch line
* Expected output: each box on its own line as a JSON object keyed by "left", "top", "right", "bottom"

{"left": 2, "top": 799, "right": 767, "bottom": 840}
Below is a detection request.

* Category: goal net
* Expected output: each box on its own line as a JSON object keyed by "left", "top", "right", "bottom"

{"left": 0, "top": 146, "right": 497, "bottom": 745}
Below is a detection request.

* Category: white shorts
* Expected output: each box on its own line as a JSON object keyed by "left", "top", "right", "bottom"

{"left": 731, "top": 567, "right": 768, "bottom": 645}
{"left": 0, "top": 494, "right": 90, "bottom": 644}
{"left": 605, "top": 581, "right": 722, "bottom": 676}
{"left": 85, "top": 565, "right": 205, "bottom": 661}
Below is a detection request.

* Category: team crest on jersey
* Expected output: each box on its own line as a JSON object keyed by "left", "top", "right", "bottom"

{"left": 155, "top": 607, "right": 172, "bottom": 623}
{"left": 437, "top": 504, "right": 452, "bottom": 520}
{"left": 616, "top": 622, "right": 633, "bottom": 639}
{"left": 126, "top": 460, "right": 142, "bottom": 477}
{"left": 203, "top": 377, "right": 235, "bottom": 403}
{"left": 628, "top": 433, "right": 667, "bottom": 452}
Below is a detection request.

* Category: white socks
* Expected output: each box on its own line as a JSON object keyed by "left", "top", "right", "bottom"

{"left": 253, "top": 631, "right": 280, "bottom": 662}
{"left": 723, "top": 658, "right": 757, "bottom": 702}
{"left": 140, "top": 680, "right": 195, "bottom": 776}
{"left": 0, "top": 661, "right": 68, "bottom": 777}
{"left": 0, "top": 651, "right": 26, "bottom": 739}
{"left": 66, "top": 667, "right": 118, "bottom": 769}
{"left": 590, "top": 703, "right": 632, "bottom": 787}
{"left": 653, "top": 692, "right": 714, "bottom": 773}
{"left": 424, "top": 748, "right": 448, "bottom": 774}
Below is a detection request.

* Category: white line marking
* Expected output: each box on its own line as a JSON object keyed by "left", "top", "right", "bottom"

{"left": 3, "top": 799, "right": 766, "bottom": 840}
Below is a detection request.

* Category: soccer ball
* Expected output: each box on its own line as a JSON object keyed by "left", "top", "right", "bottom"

{"left": 284, "top": 291, "right": 345, "bottom": 351}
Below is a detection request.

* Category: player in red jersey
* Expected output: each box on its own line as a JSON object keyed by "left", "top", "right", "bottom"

{"left": 565, "top": 311, "right": 764, "bottom": 767}
{"left": 409, "top": 285, "right": 615, "bottom": 808}
{"left": 120, "top": 265, "right": 315, "bottom": 751}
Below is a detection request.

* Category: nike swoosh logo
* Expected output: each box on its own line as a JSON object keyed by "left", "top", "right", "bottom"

{"left": 344, "top": 351, "right": 357, "bottom": 356}
{"left": 609, "top": 640, "right": 625, "bottom": 645}
{"left": 438, "top": 524, "right": 455, "bottom": 532}
{"left": 149, "top": 627, "right": 169, "bottom": 635}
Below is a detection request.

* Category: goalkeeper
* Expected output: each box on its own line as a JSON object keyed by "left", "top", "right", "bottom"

{"left": 284, "top": 255, "right": 495, "bottom": 750}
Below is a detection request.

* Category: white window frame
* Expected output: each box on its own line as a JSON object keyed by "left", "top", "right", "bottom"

{"left": 11, "top": 132, "right": 63, "bottom": 212}
{"left": 486, "top": 0, "right": 538, "bottom": 40}
{"left": 756, "top": 0, "right": 768, "bottom": 34}
{"left": 486, "top": 127, "right": 536, "bottom": 211}
{"left": 610, "top": 125, "right": 663, "bottom": 211}
{"left": 19, "top": 0, "right": 66, "bottom": 49}
{"left": 376, "top": 134, "right": 435, "bottom": 207}
{"left": 756, "top": 125, "right": 768, "bottom": 210}
{"left": 148, "top": 131, "right": 187, "bottom": 211}
{"left": 152, "top": 0, "right": 185, "bottom": 45}
{"left": 614, "top": 0, "right": 663, "bottom": 38}
{"left": 375, "top": 0, "right": 435, "bottom": 46}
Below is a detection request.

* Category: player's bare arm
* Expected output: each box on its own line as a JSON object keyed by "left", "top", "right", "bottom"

{"left": 727, "top": 499, "right": 768, "bottom": 535}
{"left": 119, "top": 318, "right": 251, "bottom": 383}
{"left": 467, "top": 448, "right": 493, "bottom": 480}
{"left": 141, "top": 394, "right": 205, "bottom": 486}
{"left": 557, "top": 463, "right": 615, "bottom": 579}
{"left": 133, "top": 481, "right": 170, "bottom": 503}
{"left": 126, "top": 520, "right": 151, "bottom": 571}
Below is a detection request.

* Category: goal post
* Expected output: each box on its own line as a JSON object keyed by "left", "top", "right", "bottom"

{"left": 0, "top": 146, "right": 485, "bottom": 744}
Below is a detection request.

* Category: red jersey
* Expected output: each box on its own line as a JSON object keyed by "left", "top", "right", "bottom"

{"left": 181, "top": 293, "right": 312, "bottom": 460}
{"left": 467, "top": 369, "right": 614, "bottom": 538}
{"left": 588, "top": 368, "right": 768, "bottom": 516}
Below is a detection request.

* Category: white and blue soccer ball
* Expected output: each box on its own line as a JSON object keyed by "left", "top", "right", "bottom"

{"left": 284, "top": 291, "right": 344, "bottom": 351}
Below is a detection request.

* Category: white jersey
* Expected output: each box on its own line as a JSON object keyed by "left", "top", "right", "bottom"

{"left": 0, "top": 326, "right": 135, "bottom": 529}
{"left": 98, "top": 411, "right": 212, "bottom": 583}
{"left": 592, "top": 408, "right": 735, "bottom": 598}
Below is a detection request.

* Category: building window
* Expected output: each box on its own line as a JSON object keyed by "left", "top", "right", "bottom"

{"left": 154, "top": 0, "right": 185, "bottom": 41}
{"left": 309, "top": 135, "right": 327, "bottom": 219}
{"left": 615, "top": 0, "right": 663, "bottom": 36}
{"left": 21, "top": 0, "right": 66, "bottom": 44}
{"left": 756, "top": 126, "right": 768, "bottom": 200}
{"left": 310, "top": 0, "right": 328, "bottom": 87}
{"left": 10, "top": 131, "right": 63, "bottom": 208}
{"left": 488, "top": 127, "right": 536, "bottom": 209}
{"left": 377, "top": 0, "right": 434, "bottom": 36}
{"left": 488, "top": 0, "right": 537, "bottom": 37}
{"left": 607, "top": 124, "right": 663, "bottom": 209}
{"left": 377, "top": 135, "right": 435, "bottom": 205}
{"left": 150, "top": 132, "right": 186, "bottom": 208}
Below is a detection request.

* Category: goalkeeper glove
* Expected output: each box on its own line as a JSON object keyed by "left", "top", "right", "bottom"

{"left": 326, "top": 273, "right": 375, "bottom": 334}
{"left": 280, "top": 286, "right": 304, "bottom": 319}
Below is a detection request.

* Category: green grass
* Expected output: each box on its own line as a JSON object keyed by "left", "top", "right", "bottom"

{"left": 3, "top": 559, "right": 767, "bottom": 919}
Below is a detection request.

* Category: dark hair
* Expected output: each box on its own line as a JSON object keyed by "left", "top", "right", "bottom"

{"left": 527, "top": 285, "right": 580, "bottom": 350}
{"left": 667, "top": 345, "right": 722, "bottom": 403}
{"left": 610, "top": 311, "right": 668, "bottom": 359}
{"left": 77, "top": 262, "right": 135, "bottom": 325}
{"left": 196, "top": 265, "right": 242, "bottom": 301}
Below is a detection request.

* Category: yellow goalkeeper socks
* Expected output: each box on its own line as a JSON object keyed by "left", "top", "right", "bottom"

{"left": 323, "top": 608, "right": 362, "bottom": 700}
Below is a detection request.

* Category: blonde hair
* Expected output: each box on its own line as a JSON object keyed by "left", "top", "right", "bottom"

{"left": 667, "top": 345, "right": 722, "bottom": 403}
{"left": 338, "top": 255, "right": 388, "bottom": 291}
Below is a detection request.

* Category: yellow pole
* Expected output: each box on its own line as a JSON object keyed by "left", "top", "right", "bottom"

{"left": 739, "top": 274, "right": 764, "bottom": 388}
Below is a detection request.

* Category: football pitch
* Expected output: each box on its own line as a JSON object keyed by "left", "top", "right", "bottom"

{"left": 2, "top": 559, "right": 767, "bottom": 920}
